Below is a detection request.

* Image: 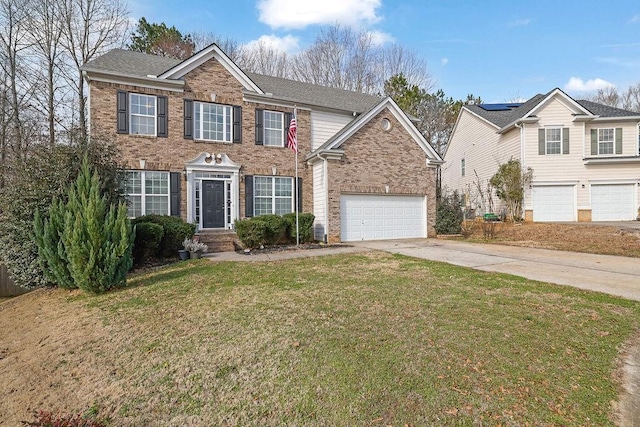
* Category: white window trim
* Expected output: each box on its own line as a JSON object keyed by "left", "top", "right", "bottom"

{"left": 545, "top": 127, "right": 562, "bottom": 155}
{"left": 129, "top": 93, "right": 157, "bottom": 136}
{"left": 194, "top": 101, "right": 232, "bottom": 143}
{"left": 597, "top": 127, "right": 615, "bottom": 156}
{"left": 254, "top": 176, "right": 294, "bottom": 216}
{"left": 263, "top": 110, "right": 285, "bottom": 147}
{"left": 125, "top": 170, "right": 170, "bottom": 217}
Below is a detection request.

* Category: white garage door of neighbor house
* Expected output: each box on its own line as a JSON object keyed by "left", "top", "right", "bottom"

{"left": 340, "top": 194, "right": 426, "bottom": 241}
{"left": 591, "top": 184, "right": 636, "bottom": 221}
{"left": 532, "top": 185, "right": 575, "bottom": 222}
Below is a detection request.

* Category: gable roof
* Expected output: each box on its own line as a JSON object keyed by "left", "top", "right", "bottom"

{"left": 82, "top": 47, "right": 380, "bottom": 113}
{"left": 462, "top": 88, "right": 640, "bottom": 132}
{"left": 307, "top": 97, "right": 443, "bottom": 165}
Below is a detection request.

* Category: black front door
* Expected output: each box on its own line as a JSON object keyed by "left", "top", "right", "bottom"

{"left": 202, "top": 180, "right": 225, "bottom": 229}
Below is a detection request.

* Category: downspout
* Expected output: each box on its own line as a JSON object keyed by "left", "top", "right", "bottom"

{"left": 323, "top": 156, "right": 329, "bottom": 243}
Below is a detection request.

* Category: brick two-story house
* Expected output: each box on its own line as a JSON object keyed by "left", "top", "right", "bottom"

{"left": 82, "top": 44, "right": 442, "bottom": 247}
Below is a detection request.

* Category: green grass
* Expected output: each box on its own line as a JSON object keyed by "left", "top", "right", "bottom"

{"left": 81, "top": 252, "right": 639, "bottom": 426}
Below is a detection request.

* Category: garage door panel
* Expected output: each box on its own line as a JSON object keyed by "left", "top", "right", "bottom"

{"left": 340, "top": 194, "right": 426, "bottom": 241}
{"left": 592, "top": 184, "right": 635, "bottom": 221}
{"left": 532, "top": 185, "right": 575, "bottom": 222}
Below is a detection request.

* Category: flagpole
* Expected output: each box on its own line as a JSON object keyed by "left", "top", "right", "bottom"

{"left": 294, "top": 108, "right": 299, "bottom": 246}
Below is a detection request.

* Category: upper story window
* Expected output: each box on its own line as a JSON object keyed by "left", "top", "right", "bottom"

{"left": 538, "top": 127, "right": 569, "bottom": 155}
{"left": 590, "top": 127, "right": 622, "bottom": 156}
{"left": 194, "top": 102, "right": 232, "bottom": 142}
{"left": 130, "top": 94, "right": 156, "bottom": 136}
{"left": 255, "top": 109, "right": 292, "bottom": 147}
{"left": 545, "top": 128, "right": 562, "bottom": 155}
{"left": 264, "top": 111, "right": 284, "bottom": 146}
{"left": 598, "top": 128, "right": 614, "bottom": 155}
{"left": 124, "top": 171, "right": 170, "bottom": 217}
{"left": 461, "top": 158, "right": 465, "bottom": 177}
{"left": 253, "top": 176, "right": 293, "bottom": 216}
{"left": 117, "top": 91, "right": 167, "bottom": 137}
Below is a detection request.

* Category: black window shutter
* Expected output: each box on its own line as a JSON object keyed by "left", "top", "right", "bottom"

{"left": 615, "top": 128, "right": 623, "bottom": 154}
{"left": 117, "top": 91, "right": 128, "bottom": 134}
{"left": 184, "top": 99, "right": 193, "bottom": 140}
{"left": 284, "top": 112, "right": 293, "bottom": 136}
{"left": 170, "top": 172, "right": 180, "bottom": 217}
{"left": 245, "top": 175, "right": 254, "bottom": 217}
{"left": 296, "top": 177, "right": 303, "bottom": 212}
{"left": 562, "top": 127, "right": 569, "bottom": 154}
{"left": 255, "top": 109, "right": 264, "bottom": 145}
{"left": 157, "top": 96, "right": 168, "bottom": 138}
{"left": 538, "top": 129, "right": 545, "bottom": 155}
{"left": 233, "top": 105, "right": 242, "bottom": 143}
{"left": 591, "top": 129, "right": 598, "bottom": 155}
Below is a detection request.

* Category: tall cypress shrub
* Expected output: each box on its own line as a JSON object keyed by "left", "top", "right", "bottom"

{"left": 60, "top": 160, "right": 133, "bottom": 293}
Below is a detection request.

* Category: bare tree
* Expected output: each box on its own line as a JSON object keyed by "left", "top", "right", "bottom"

{"left": 238, "top": 40, "right": 290, "bottom": 78}
{"left": 60, "top": 0, "right": 129, "bottom": 141}
{"left": 27, "top": 0, "right": 66, "bottom": 146}
{"left": 191, "top": 31, "right": 242, "bottom": 62}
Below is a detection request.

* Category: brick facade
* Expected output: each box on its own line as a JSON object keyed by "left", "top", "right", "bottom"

{"left": 89, "top": 58, "right": 312, "bottom": 222}
{"left": 325, "top": 111, "right": 437, "bottom": 241}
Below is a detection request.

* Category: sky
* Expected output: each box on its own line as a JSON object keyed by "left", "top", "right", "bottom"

{"left": 129, "top": 0, "right": 640, "bottom": 103}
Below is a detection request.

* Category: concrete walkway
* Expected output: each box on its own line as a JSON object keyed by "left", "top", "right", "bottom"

{"left": 351, "top": 238, "right": 640, "bottom": 302}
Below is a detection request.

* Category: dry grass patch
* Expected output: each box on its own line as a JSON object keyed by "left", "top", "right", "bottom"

{"left": 461, "top": 221, "right": 640, "bottom": 257}
{"left": 1, "top": 253, "right": 639, "bottom": 426}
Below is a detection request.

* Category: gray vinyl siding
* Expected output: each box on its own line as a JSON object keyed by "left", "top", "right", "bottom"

{"left": 312, "top": 161, "right": 326, "bottom": 240}
{"left": 311, "top": 110, "right": 354, "bottom": 150}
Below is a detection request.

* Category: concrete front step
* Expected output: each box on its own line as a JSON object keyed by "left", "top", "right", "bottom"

{"left": 194, "top": 230, "right": 239, "bottom": 253}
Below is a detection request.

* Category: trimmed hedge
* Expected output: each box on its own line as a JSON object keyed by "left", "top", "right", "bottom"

{"left": 235, "top": 213, "right": 315, "bottom": 248}
{"left": 132, "top": 215, "right": 195, "bottom": 258}
{"left": 133, "top": 222, "right": 164, "bottom": 265}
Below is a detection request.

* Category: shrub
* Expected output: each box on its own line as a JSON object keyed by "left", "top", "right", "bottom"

{"left": 435, "top": 191, "right": 464, "bottom": 235}
{"left": 0, "top": 136, "right": 124, "bottom": 290}
{"left": 235, "top": 218, "right": 267, "bottom": 248}
{"left": 257, "top": 214, "right": 288, "bottom": 245}
{"left": 133, "top": 222, "right": 164, "bottom": 265}
{"left": 47, "top": 159, "right": 134, "bottom": 293}
{"left": 132, "top": 215, "right": 195, "bottom": 257}
{"left": 34, "top": 199, "right": 75, "bottom": 289}
{"left": 282, "top": 212, "right": 315, "bottom": 243}
{"left": 23, "top": 410, "right": 107, "bottom": 427}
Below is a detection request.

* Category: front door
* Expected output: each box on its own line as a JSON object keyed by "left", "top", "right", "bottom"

{"left": 202, "top": 180, "right": 225, "bottom": 228}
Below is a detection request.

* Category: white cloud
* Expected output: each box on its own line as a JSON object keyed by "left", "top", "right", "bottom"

{"left": 508, "top": 18, "right": 530, "bottom": 27}
{"left": 441, "top": 58, "right": 449, "bottom": 66}
{"left": 631, "top": 14, "right": 640, "bottom": 23}
{"left": 244, "top": 34, "right": 300, "bottom": 53}
{"left": 257, "top": 0, "right": 382, "bottom": 29}
{"left": 367, "top": 30, "right": 394, "bottom": 46}
{"left": 564, "top": 77, "right": 615, "bottom": 92}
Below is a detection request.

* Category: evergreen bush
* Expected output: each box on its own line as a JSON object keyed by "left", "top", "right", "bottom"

{"left": 234, "top": 218, "right": 268, "bottom": 248}
{"left": 132, "top": 222, "right": 164, "bottom": 265}
{"left": 60, "top": 160, "right": 133, "bottom": 293}
{"left": 435, "top": 191, "right": 464, "bottom": 235}
{"left": 282, "top": 212, "right": 315, "bottom": 243}
{"left": 257, "top": 214, "right": 288, "bottom": 245}
{"left": 132, "top": 215, "right": 195, "bottom": 257}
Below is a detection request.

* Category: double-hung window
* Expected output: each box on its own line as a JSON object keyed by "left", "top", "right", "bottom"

{"left": 194, "top": 101, "right": 232, "bottom": 142}
{"left": 124, "top": 171, "right": 170, "bottom": 217}
{"left": 598, "top": 128, "right": 614, "bottom": 155}
{"left": 254, "top": 176, "right": 293, "bottom": 216}
{"left": 545, "top": 128, "right": 562, "bottom": 155}
{"left": 130, "top": 94, "right": 156, "bottom": 136}
{"left": 264, "top": 111, "right": 284, "bottom": 146}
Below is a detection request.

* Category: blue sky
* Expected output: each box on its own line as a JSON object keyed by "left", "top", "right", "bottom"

{"left": 129, "top": 0, "right": 640, "bottom": 102}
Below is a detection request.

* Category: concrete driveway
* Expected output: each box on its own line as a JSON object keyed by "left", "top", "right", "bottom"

{"left": 352, "top": 238, "right": 640, "bottom": 301}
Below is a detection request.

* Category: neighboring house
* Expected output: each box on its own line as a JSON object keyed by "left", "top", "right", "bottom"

{"left": 442, "top": 88, "right": 640, "bottom": 222}
{"left": 82, "top": 44, "right": 442, "bottom": 246}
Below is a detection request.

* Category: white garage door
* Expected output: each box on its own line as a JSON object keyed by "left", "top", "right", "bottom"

{"left": 532, "top": 185, "right": 575, "bottom": 222}
{"left": 340, "top": 194, "right": 425, "bottom": 241}
{"left": 591, "top": 184, "right": 636, "bottom": 221}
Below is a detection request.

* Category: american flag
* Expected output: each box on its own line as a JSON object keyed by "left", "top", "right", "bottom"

{"left": 287, "top": 109, "right": 298, "bottom": 153}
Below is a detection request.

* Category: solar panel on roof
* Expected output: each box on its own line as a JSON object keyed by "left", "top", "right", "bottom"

{"left": 478, "top": 103, "right": 523, "bottom": 111}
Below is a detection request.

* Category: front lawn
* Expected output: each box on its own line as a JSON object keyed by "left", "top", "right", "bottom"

{"left": 2, "top": 252, "right": 638, "bottom": 426}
